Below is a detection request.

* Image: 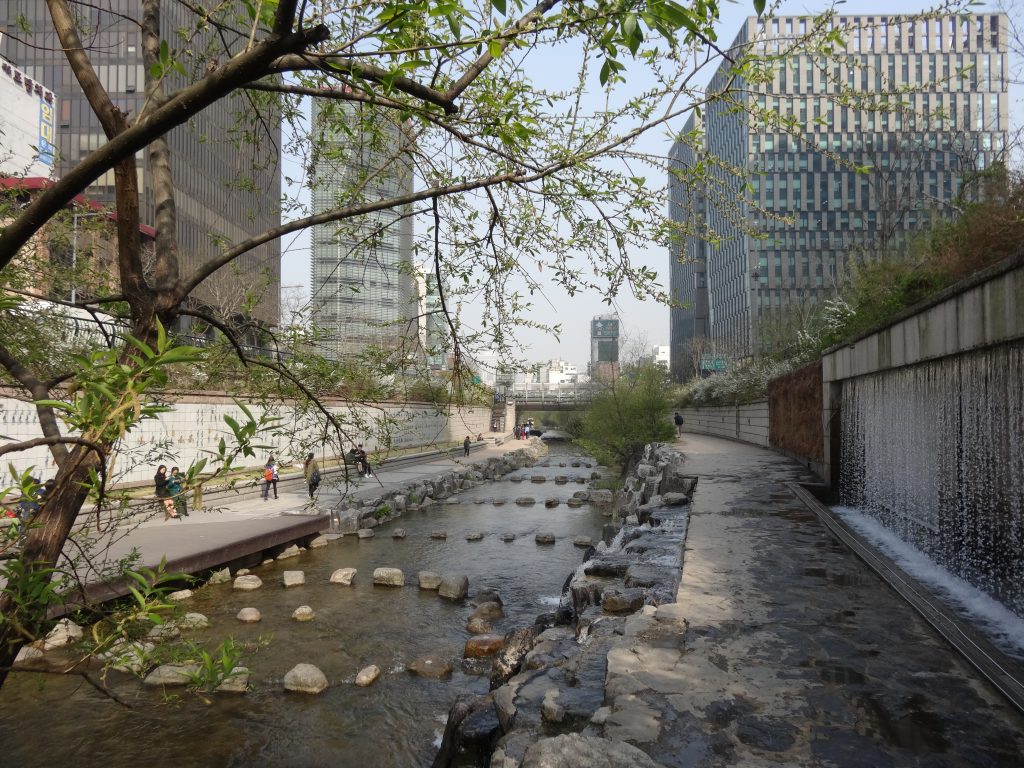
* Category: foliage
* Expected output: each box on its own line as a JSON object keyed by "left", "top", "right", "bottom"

{"left": 184, "top": 637, "right": 243, "bottom": 693}
{"left": 374, "top": 504, "right": 392, "bottom": 520}
{"left": 577, "top": 363, "right": 675, "bottom": 473}
{"left": 675, "top": 357, "right": 796, "bottom": 408}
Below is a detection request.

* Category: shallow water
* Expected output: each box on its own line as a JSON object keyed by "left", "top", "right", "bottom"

{"left": 0, "top": 445, "right": 606, "bottom": 768}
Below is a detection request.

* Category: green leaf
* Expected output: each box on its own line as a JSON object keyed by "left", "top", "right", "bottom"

{"left": 488, "top": 39, "right": 503, "bottom": 58}
{"left": 753, "top": 0, "right": 766, "bottom": 16}
{"left": 493, "top": 0, "right": 506, "bottom": 15}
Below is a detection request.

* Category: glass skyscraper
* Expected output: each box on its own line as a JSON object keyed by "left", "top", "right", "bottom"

{"left": 309, "top": 100, "right": 416, "bottom": 360}
{"left": 669, "top": 13, "right": 1009, "bottom": 368}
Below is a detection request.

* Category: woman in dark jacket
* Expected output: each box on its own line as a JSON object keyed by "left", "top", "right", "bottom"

{"left": 303, "top": 454, "right": 321, "bottom": 498}
{"left": 154, "top": 464, "right": 179, "bottom": 521}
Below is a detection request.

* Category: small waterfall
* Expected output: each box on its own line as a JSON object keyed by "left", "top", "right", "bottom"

{"left": 839, "top": 341, "right": 1024, "bottom": 618}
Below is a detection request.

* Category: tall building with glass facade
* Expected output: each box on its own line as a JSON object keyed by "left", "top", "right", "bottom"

{"left": 309, "top": 100, "right": 416, "bottom": 360}
{"left": 669, "top": 13, "right": 1008, "bottom": 367}
{"left": 0, "top": 1, "right": 281, "bottom": 328}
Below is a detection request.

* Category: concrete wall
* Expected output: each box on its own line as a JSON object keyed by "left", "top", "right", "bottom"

{"left": 821, "top": 253, "right": 1024, "bottom": 487}
{"left": 680, "top": 401, "right": 769, "bottom": 447}
{"left": 0, "top": 388, "right": 493, "bottom": 486}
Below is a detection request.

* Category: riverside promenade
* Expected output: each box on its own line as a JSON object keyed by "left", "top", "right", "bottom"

{"left": 602, "top": 433, "right": 1024, "bottom": 767}
{"left": 68, "top": 435, "right": 526, "bottom": 603}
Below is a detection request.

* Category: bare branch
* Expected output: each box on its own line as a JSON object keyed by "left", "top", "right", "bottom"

{"left": 0, "top": 344, "right": 69, "bottom": 465}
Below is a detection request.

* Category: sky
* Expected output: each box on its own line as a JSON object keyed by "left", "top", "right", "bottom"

{"left": 278, "top": 0, "right": 1021, "bottom": 371}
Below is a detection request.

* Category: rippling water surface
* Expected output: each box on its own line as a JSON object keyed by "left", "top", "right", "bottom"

{"left": 0, "top": 445, "right": 605, "bottom": 768}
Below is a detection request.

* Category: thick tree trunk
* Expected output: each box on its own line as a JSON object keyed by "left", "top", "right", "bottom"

{"left": 0, "top": 446, "right": 101, "bottom": 688}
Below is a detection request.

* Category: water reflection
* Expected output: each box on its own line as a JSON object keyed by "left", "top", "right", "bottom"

{"left": 0, "top": 445, "right": 607, "bottom": 768}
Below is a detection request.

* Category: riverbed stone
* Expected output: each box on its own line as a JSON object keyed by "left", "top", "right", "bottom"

{"left": 431, "top": 531, "right": 447, "bottom": 540}
{"left": 392, "top": 528, "right": 407, "bottom": 539}
{"left": 168, "top": 589, "right": 193, "bottom": 601}
{"left": 602, "top": 589, "right": 645, "bottom": 614}
{"left": 43, "top": 618, "right": 83, "bottom": 650}
{"left": 408, "top": 655, "right": 453, "bottom": 679}
{"left": 516, "top": 497, "right": 536, "bottom": 506}
{"left": 284, "top": 663, "right": 328, "bottom": 693}
{"left": 466, "top": 532, "right": 483, "bottom": 541}
{"left": 355, "top": 665, "right": 381, "bottom": 687}
{"left": 373, "top": 567, "right": 405, "bottom": 587}
{"left": 208, "top": 567, "right": 232, "bottom": 585}
{"left": 236, "top": 607, "right": 262, "bottom": 623}
{"left": 418, "top": 571, "right": 443, "bottom": 590}
{"left": 143, "top": 663, "right": 199, "bottom": 687}
{"left": 469, "top": 601, "right": 504, "bottom": 622}
{"left": 356, "top": 528, "right": 375, "bottom": 539}
{"left": 101, "top": 640, "right": 154, "bottom": 674}
{"left": 467, "top": 617, "right": 492, "bottom": 634}
{"left": 544, "top": 498, "right": 559, "bottom": 508}
{"left": 237, "top": 568, "right": 251, "bottom": 576}
{"left": 499, "top": 533, "right": 516, "bottom": 542}
{"left": 566, "top": 498, "right": 585, "bottom": 508}
{"left": 521, "top": 734, "right": 667, "bottom": 768}
{"left": 330, "top": 567, "right": 357, "bottom": 585}
{"left": 464, "top": 634, "right": 505, "bottom": 658}
{"left": 308, "top": 535, "right": 329, "bottom": 549}
{"left": 283, "top": 570, "right": 305, "bottom": 588}
{"left": 215, "top": 667, "right": 250, "bottom": 693}
{"left": 493, "top": 499, "right": 506, "bottom": 506}
{"left": 277, "top": 544, "right": 301, "bottom": 560}
{"left": 233, "top": 575, "right": 263, "bottom": 591}
{"left": 555, "top": 476, "right": 569, "bottom": 485}
{"left": 535, "top": 532, "right": 556, "bottom": 545}
{"left": 14, "top": 645, "right": 44, "bottom": 667}
{"left": 573, "top": 536, "right": 593, "bottom": 548}
{"left": 530, "top": 476, "right": 546, "bottom": 483}
{"left": 147, "top": 623, "right": 181, "bottom": 641}
{"left": 473, "top": 589, "right": 503, "bottom": 606}
{"left": 572, "top": 490, "right": 589, "bottom": 499}
{"left": 292, "top": 605, "right": 316, "bottom": 621}
{"left": 438, "top": 574, "right": 469, "bottom": 601}
{"left": 178, "top": 612, "right": 210, "bottom": 629}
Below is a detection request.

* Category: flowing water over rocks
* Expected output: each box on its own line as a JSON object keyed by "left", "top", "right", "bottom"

{"left": 0, "top": 444, "right": 611, "bottom": 768}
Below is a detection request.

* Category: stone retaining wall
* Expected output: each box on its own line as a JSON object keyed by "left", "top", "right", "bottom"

{"left": 0, "top": 386, "right": 492, "bottom": 486}
{"left": 679, "top": 401, "right": 769, "bottom": 447}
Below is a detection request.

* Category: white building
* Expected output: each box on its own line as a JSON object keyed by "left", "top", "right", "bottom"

{"left": 652, "top": 345, "right": 670, "bottom": 370}
{"left": 0, "top": 59, "right": 56, "bottom": 178}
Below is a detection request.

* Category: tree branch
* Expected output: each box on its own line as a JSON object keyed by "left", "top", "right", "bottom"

{"left": 0, "top": 24, "right": 330, "bottom": 272}
{"left": 0, "top": 344, "right": 69, "bottom": 465}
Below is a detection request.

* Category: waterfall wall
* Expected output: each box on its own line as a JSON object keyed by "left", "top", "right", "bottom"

{"left": 823, "top": 253, "right": 1024, "bottom": 617}
{"left": 838, "top": 342, "right": 1024, "bottom": 615}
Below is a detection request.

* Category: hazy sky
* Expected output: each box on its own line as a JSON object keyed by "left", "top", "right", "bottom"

{"left": 280, "top": 0, "right": 1020, "bottom": 370}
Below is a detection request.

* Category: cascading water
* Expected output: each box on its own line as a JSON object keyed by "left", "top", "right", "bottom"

{"left": 839, "top": 341, "right": 1024, "bottom": 618}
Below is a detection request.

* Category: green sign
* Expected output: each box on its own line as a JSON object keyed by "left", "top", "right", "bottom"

{"left": 700, "top": 355, "right": 727, "bottom": 372}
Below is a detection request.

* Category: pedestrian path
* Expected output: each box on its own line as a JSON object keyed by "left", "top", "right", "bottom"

{"left": 66, "top": 434, "right": 527, "bottom": 603}
{"left": 605, "top": 433, "right": 1024, "bottom": 766}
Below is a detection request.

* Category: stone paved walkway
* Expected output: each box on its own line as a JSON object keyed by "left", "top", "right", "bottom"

{"left": 605, "top": 433, "right": 1024, "bottom": 767}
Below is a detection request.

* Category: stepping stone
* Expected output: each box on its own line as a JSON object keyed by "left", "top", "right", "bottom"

{"left": 407, "top": 655, "right": 453, "bottom": 679}
{"left": 418, "top": 571, "right": 442, "bottom": 590}
{"left": 373, "top": 567, "right": 405, "bottom": 587}
{"left": 308, "top": 535, "right": 329, "bottom": 548}
{"left": 499, "top": 533, "right": 516, "bottom": 542}
{"left": 431, "top": 531, "right": 447, "bottom": 540}
{"left": 233, "top": 575, "right": 263, "bottom": 591}
{"left": 283, "top": 571, "right": 305, "bottom": 588}
{"left": 292, "top": 605, "right": 316, "bottom": 621}
{"left": 168, "top": 589, "right": 193, "bottom": 601}
{"left": 283, "top": 663, "right": 328, "bottom": 693}
{"left": 236, "top": 607, "right": 262, "bottom": 623}
{"left": 355, "top": 665, "right": 381, "bottom": 687}
{"left": 330, "top": 568, "right": 357, "bottom": 585}
{"left": 392, "top": 528, "right": 407, "bottom": 538}
{"left": 466, "top": 532, "right": 483, "bottom": 541}
{"left": 535, "top": 532, "right": 556, "bottom": 545}
{"left": 277, "top": 544, "right": 301, "bottom": 560}
{"left": 216, "top": 667, "right": 250, "bottom": 693}
{"left": 357, "top": 528, "right": 375, "bottom": 539}
{"left": 573, "top": 536, "right": 593, "bottom": 548}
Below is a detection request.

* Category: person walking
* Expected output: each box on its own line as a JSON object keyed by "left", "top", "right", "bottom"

{"left": 674, "top": 411, "right": 684, "bottom": 437}
{"left": 154, "top": 464, "right": 179, "bottom": 521}
{"left": 463, "top": 435, "right": 471, "bottom": 457}
{"left": 303, "top": 453, "right": 321, "bottom": 498}
{"left": 166, "top": 466, "right": 189, "bottom": 517}
{"left": 262, "top": 456, "right": 279, "bottom": 500}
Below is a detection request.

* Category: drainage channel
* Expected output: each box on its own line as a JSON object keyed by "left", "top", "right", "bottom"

{"left": 789, "top": 482, "right": 1024, "bottom": 717}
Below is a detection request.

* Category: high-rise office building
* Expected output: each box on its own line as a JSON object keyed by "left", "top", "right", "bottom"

{"left": 309, "top": 99, "right": 416, "bottom": 360}
{"left": 669, "top": 13, "right": 1009, "bottom": 367}
{"left": 0, "top": 2, "right": 281, "bottom": 327}
{"left": 590, "top": 313, "right": 620, "bottom": 382}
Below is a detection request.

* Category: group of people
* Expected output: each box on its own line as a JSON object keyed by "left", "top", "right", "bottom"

{"left": 347, "top": 445, "right": 373, "bottom": 478}
{"left": 512, "top": 420, "right": 534, "bottom": 440}
{"left": 154, "top": 465, "right": 189, "bottom": 521}
{"left": 14, "top": 478, "right": 56, "bottom": 520}
{"left": 153, "top": 443, "right": 383, "bottom": 521}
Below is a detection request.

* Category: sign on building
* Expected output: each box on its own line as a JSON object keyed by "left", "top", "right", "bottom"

{"left": 591, "top": 318, "right": 619, "bottom": 338}
{"left": 0, "top": 60, "right": 57, "bottom": 178}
